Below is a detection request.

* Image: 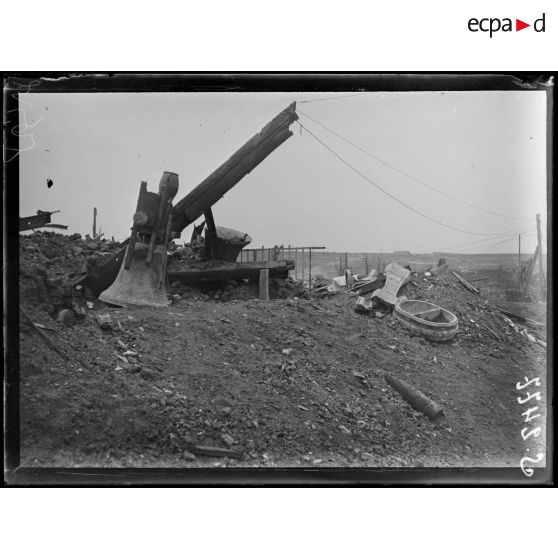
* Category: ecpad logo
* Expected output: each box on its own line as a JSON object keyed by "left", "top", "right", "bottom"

{"left": 468, "top": 13, "right": 546, "bottom": 37}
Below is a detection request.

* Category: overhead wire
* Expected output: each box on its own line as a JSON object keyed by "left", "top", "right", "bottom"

{"left": 297, "top": 109, "right": 531, "bottom": 222}
{"left": 476, "top": 235, "right": 528, "bottom": 253}
{"left": 418, "top": 226, "right": 535, "bottom": 254}
{"left": 417, "top": 231, "right": 527, "bottom": 255}
{"left": 297, "top": 120, "right": 525, "bottom": 238}
{"left": 298, "top": 92, "right": 366, "bottom": 104}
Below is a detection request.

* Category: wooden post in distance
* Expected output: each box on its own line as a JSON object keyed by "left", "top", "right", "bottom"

{"left": 259, "top": 268, "right": 269, "bottom": 300}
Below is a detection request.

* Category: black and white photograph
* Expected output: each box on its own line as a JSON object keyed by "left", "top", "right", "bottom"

{"left": 4, "top": 74, "right": 552, "bottom": 484}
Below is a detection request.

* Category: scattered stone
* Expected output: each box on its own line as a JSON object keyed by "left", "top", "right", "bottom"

{"left": 140, "top": 368, "right": 156, "bottom": 380}
{"left": 96, "top": 313, "right": 112, "bottom": 331}
{"left": 221, "top": 433, "right": 236, "bottom": 447}
{"left": 71, "top": 302, "right": 86, "bottom": 320}
{"left": 121, "top": 363, "right": 141, "bottom": 373}
{"left": 282, "top": 348, "right": 293, "bottom": 355}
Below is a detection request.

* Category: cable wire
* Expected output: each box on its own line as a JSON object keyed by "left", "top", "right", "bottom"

{"left": 298, "top": 109, "right": 530, "bottom": 222}
{"left": 298, "top": 92, "right": 366, "bottom": 104}
{"left": 429, "top": 225, "right": 534, "bottom": 252}
{"left": 298, "top": 120, "right": 524, "bottom": 237}
{"left": 476, "top": 235, "right": 526, "bottom": 253}
{"left": 418, "top": 229, "right": 532, "bottom": 254}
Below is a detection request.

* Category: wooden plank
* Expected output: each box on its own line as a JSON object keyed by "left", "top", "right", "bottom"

{"left": 20, "top": 305, "right": 66, "bottom": 358}
{"left": 188, "top": 445, "right": 243, "bottom": 459}
{"left": 491, "top": 305, "right": 544, "bottom": 327}
{"left": 41, "top": 224, "right": 68, "bottom": 230}
{"left": 168, "top": 260, "right": 294, "bottom": 284}
{"left": 452, "top": 271, "right": 480, "bottom": 294}
{"left": 349, "top": 275, "right": 385, "bottom": 295}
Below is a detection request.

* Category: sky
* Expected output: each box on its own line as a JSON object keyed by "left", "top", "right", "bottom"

{"left": 18, "top": 90, "right": 548, "bottom": 254}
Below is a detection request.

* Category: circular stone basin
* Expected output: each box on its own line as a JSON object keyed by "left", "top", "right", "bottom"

{"left": 394, "top": 299, "right": 458, "bottom": 342}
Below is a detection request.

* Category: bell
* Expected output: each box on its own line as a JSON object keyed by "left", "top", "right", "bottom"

{"left": 98, "top": 243, "right": 169, "bottom": 308}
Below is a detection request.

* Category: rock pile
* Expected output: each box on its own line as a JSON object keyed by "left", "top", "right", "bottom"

{"left": 19, "top": 231, "right": 123, "bottom": 314}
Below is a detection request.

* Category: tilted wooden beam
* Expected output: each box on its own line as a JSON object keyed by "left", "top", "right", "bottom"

{"left": 171, "top": 102, "right": 298, "bottom": 232}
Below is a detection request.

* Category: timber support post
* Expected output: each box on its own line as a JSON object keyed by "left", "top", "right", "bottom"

{"left": 259, "top": 268, "right": 269, "bottom": 300}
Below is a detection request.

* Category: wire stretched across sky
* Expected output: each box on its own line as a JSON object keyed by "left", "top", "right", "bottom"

{"left": 297, "top": 109, "right": 531, "bottom": 222}
{"left": 298, "top": 92, "right": 366, "bottom": 105}
{"left": 297, "top": 120, "right": 528, "bottom": 238}
{"left": 476, "top": 235, "right": 532, "bottom": 254}
{"left": 417, "top": 227, "right": 534, "bottom": 254}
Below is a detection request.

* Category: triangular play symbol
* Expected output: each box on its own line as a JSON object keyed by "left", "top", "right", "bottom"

{"left": 516, "top": 19, "right": 530, "bottom": 31}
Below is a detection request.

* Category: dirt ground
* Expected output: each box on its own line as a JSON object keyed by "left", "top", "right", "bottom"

{"left": 17, "top": 232, "right": 548, "bottom": 469}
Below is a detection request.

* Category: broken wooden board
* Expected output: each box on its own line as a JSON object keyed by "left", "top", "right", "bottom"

{"left": 349, "top": 274, "right": 386, "bottom": 296}
{"left": 168, "top": 260, "right": 294, "bottom": 284}
{"left": 19, "top": 210, "right": 67, "bottom": 232}
{"left": 452, "top": 271, "right": 480, "bottom": 294}
{"left": 20, "top": 305, "right": 66, "bottom": 358}
{"left": 187, "top": 445, "right": 243, "bottom": 459}
{"left": 491, "top": 305, "right": 544, "bottom": 327}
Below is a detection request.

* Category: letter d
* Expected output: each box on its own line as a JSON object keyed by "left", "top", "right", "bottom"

{"left": 534, "top": 13, "right": 545, "bottom": 32}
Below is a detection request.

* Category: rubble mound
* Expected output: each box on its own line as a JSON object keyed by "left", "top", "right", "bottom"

{"left": 19, "top": 232, "right": 123, "bottom": 314}
{"left": 170, "top": 277, "right": 305, "bottom": 302}
{"left": 17, "top": 242, "right": 546, "bottom": 469}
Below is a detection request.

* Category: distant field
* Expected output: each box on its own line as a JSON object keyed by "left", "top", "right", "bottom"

{"left": 281, "top": 250, "right": 542, "bottom": 281}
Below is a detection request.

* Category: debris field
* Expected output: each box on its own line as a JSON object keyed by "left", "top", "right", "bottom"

{"left": 18, "top": 231, "right": 547, "bottom": 468}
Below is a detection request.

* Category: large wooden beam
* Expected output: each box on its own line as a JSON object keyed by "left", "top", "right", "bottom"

{"left": 75, "top": 105, "right": 298, "bottom": 294}
{"left": 171, "top": 102, "right": 298, "bottom": 232}
{"left": 168, "top": 260, "right": 294, "bottom": 284}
